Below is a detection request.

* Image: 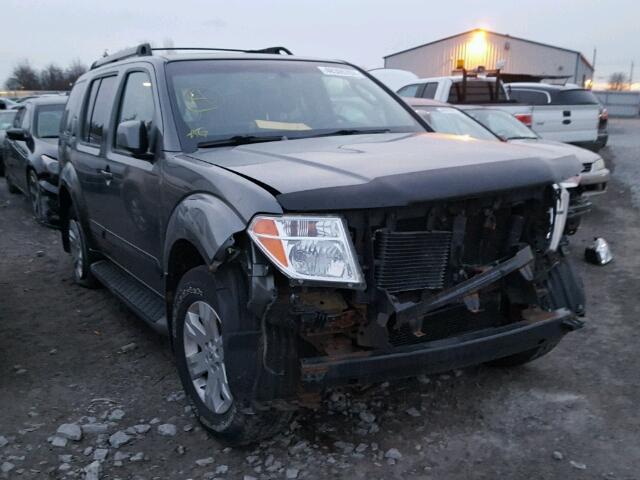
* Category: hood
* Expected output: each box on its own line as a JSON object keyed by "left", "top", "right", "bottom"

{"left": 39, "top": 138, "right": 59, "bottom": 159}
{"left": 188, "top": 132, "right": 582, "bottom": 211}
{"left": 509, "top": 138, "right": 600, "bottom": 164}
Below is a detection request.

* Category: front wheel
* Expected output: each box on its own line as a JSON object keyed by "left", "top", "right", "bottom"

{"left": 173, "top": 265, "right": 291, "bottom": 445}
{"left": 27, "top": 170, "right": 45, "bottom": 222}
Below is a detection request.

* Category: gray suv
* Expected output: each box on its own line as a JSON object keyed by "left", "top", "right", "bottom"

{"left": 58, "top": 44, "right": 586, "bottom": 444}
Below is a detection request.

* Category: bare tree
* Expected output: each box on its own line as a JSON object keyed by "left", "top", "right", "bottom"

{"left": 608, "top": 72, "right": 628, "bottom": 91}
{"left": 5, "top": 61, "right": 41, "bottom": 90}
{"left": 64, "top": 60, "right": 88, "bottom": 87}
{"left": 40, "top": 63, "right": 67, "bottom": 90}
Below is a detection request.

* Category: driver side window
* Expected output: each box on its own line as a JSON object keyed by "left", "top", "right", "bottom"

{"left": 117, "top": 71, "right": 155, "bottom": 132}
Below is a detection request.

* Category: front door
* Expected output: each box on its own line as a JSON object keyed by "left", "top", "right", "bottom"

{"left": 102, "top": 69, "right": 164, "bottom": 294}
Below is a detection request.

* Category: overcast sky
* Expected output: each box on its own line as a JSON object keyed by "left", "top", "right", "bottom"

{"left": 1, "top": 0, "right": 637, "bottom": 87}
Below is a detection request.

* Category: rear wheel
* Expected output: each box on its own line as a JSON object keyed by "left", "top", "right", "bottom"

{"left": 173, "top": 265, "right": 291, "bottom": 445}
{"left": 68, "top": 210, "right": 98, "bottom": 288}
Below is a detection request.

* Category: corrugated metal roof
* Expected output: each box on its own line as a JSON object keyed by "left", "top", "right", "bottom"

{"left": 384, "top": 29, "right": 593, "bottom": 70}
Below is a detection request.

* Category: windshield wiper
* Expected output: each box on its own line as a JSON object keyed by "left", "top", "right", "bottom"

{"left": 506, "top": 136, "right": 538, "bottom": 140}
{"left": 306, "top": 128, "right": 392, "bottom": 138}
{"left": 197, "top": 135, "right": 286, "bottom": 148}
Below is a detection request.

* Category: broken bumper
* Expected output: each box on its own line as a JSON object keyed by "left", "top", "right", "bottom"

{"left": 300, "top": 308, "right": 580, "bottom": 389}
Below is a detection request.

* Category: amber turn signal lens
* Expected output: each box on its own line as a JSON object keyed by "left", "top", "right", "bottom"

{"left": 250, "top": 218, "right": 289, "bottom": 267}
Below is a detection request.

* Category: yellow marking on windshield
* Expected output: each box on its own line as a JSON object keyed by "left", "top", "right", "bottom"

{"left": 255, "top": 119, "right": 311, "bottom": 131}
{"left": 187, "top": 127, "right": 209, "bottom": 138}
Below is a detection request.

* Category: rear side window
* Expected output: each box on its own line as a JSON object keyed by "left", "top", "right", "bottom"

{"left": 397, "top": 84, "right": 421, "bottom": 97}
{"left": 555, "top": 89, "right": 599, "bottom": 105}
{"left": 509, "top": 89, "right": 549, "bottom": 105}
{"left": 83, "top": 76, "right": 117, "bottom": 145}
{"left": 420, "top": 83, "right": 438, "bottom": 99}
{"left": 116, "top": 71, "right": 155, "bottom": 135}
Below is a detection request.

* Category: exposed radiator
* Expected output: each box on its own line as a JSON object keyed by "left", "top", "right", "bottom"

{"left": 374, "top": 230, "right": 452, "bottom": 293}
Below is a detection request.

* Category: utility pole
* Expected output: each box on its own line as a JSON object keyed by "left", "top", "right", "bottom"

{"left": 592, "top": 48, "right": 597, "bottom": 70}
{"left": 630, "top": 61, "right": 634, "bottom": 90}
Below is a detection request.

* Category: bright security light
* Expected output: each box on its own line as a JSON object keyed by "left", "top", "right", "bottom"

{"left": 467, "top": 30, "right": 488, "bottom": 65}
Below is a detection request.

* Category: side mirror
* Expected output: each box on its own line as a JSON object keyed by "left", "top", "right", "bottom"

{"left": 116, "top": 120, "right": 149, "bottom": 156}
{"left": 6, "top": 127, "right": 28, "bottom": 141}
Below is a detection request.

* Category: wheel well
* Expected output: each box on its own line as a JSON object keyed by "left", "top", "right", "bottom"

{"left": 166, "top": 240, "right": 206, "bottom": 331}
{"left": 59, "top": 187, "right": 72, "bottom": 252}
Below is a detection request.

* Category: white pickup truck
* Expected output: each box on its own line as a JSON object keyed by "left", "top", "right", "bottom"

{"left": 394, "top": 75, "right": 602, "bottom": 150}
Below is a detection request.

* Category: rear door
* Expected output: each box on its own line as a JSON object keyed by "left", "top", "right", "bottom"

{"left": 72, "top": 74, "right": 119, "bottom": 253}
{"left": 102, "top": 67, "right": 164, "bottom": 293}
{"left": 510, "top": 87, "right": 599, "bottom": 143}
{"left": 553, "top": 89, "right": 599, "bottom": 143}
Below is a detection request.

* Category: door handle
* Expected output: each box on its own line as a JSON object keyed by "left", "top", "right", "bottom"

{"left": 99, "top": 167, "right": 113, "bottom": 185}
{"left": 562, "top": 119, "right": 571, "bottom": 125}
{"left": 563, "top": 110, "right": 571, "bottom": 117}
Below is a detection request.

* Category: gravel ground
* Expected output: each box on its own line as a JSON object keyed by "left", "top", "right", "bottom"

{"left": 1, "top": 119, "right": 639, "bottom": 480}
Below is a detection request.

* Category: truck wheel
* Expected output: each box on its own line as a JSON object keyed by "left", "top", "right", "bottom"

{"left": 172, "top": 265, "right": 291, "bottom": 445}
{"left": 68, "top": 210, "right": 99, "bottom": 288}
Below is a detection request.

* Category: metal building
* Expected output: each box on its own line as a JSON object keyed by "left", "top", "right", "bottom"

{"left": 384, "top": 29, "right": 594, "bottom": 87}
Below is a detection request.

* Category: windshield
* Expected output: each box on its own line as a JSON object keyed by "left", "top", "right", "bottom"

{"left": 166, "top": 60, "right": 423, "bottom": 150}
{"left": 412, "top": 105, "right": 498, "bottom": 141}
{"left": 0, "top": 110, "right": 16, "bottom": 130}
{"left": 35, "top": 104, "right": 65, "bottom": 138}
{"left": 464, "top": 108, "right": 538, "bottom": 140}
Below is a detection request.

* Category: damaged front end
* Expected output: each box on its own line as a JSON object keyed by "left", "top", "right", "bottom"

{"left": 233, "top": 184, "right": 585, "bottom": 403}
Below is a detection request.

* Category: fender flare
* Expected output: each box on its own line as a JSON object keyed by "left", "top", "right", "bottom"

{"left": 163, "top": 193, "right": 254, "bottom": 273}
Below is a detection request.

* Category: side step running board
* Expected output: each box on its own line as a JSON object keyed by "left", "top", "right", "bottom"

{"left": 91, "top": 260, "right": 168, "bottom": 335}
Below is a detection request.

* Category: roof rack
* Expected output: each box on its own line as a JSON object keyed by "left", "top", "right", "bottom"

{"left": 150, "top": 46, "right": 293, "bottom": 55}
{"left": 91, "top": 44, "right": 293, "bottom": 69}
{"left": 91, "top": 43, "right": 152, "bottom": 70}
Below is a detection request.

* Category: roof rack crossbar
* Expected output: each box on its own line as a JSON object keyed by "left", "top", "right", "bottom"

{"left": 91, "top": 43, "right": 152, "bottom": 70}
{"left": 150, "top": 46, "right": 293, "bottom": 55}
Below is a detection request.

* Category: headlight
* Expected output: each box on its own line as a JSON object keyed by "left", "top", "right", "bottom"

{"left": 592, "top": 158, "right": 606, "bottom": 171}
{"left": 548, "top": 184, "right": 570, "bottom": 252}
{"left": 41, "top": 154, "right": 59, "bottom": 175}
{"left": 248, "top": 215, "right": 364, "bottom": 287}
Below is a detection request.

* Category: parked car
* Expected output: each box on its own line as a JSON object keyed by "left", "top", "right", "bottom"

{"left": 506, "top": 83, "right": 605, "bottom": 151}
{"left": 396, "top": 75, "right": 534, "bottom": 124}
{"left": 396, "top": 76, "right": 602, "bottom": 149}
{"left": 406, "top": 98, "right": 608, "bottom": 197}
{"left": 3, "top": 96, "right": 66, "bottom": 224}
{"left": 460, "top": 105, "right": 610, "bottom": 197}
{"left": 58, "top": 43, "right": 585, "bottom": 444}
{"left": 0, "top": 97, "right": 17, "bottom": 110}
{"left": 0, "top": 109, "right": 18, "bottom": 176}
{"left": 405, "top": 98, "right": 595, "bottom": 233}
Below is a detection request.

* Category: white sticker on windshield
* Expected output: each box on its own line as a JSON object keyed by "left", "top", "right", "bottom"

{"left": 317, "top": 66, "right": 364, "bottom": 78}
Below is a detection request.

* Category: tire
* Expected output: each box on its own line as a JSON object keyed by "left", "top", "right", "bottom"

{"left": 0, "top": 156, "right": 5, "bottom": 177}
{"left": 5, "top": 172, "right": 19, "bottom": 194}
{"left": 172, "top": 265, "right": 292, "bottom": 445}
{"left": 27, "top": 169, "right": 45, "bottom": 223}
{"left": 67, "top": 208, "right": 99, "bottom": 288}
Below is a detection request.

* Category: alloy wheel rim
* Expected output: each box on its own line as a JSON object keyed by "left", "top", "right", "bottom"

{"left": 68, "top": 220, "right": 84, "bottom": 279}
{"left": 183, "top": 301, "right": 233, "bottom": 414}
{"left": 29, "top": 172, "right": 41, "bottom": 218}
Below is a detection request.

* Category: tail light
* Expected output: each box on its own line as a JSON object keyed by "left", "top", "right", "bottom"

{"left": 599, "top": 108, "right": 608, "bottom": 121}
{"left": 514, "top": 113, "right": 533, "bottom": 127}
